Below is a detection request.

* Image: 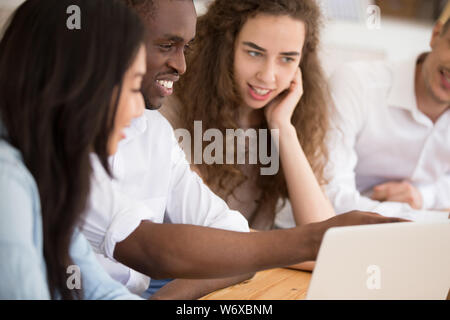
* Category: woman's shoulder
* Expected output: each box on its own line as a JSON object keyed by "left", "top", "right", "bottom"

{"left": 0, "top": 139, "right": 21, "bottom": 165}
{"left": 0, "top": 140, "right": 36, "bottom": 192}
{"left": 0, "top": 140, "right": 43, "bottom": 263}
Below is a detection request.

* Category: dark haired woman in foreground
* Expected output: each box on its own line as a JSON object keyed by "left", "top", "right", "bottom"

{"left": 0, "top": 0, "right": 146, "bottom": 299}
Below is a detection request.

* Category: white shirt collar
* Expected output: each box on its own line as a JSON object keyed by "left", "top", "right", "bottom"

{"left": 387, "top": 54, "right": 422, "bottom": 113}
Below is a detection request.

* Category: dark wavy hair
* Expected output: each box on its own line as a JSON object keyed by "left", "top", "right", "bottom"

{"left": 0, "top": 0, "right": 145, "bottom": 299}
{"left": 173, "top": 0, "right": 330, "bottom": 228}
{"left": 121, "top": 0, "right": 155, "bottom": 20}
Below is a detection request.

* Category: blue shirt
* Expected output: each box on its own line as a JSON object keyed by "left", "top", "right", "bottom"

{"left": 0, "top": 138, "right": 142, "bottom": 300}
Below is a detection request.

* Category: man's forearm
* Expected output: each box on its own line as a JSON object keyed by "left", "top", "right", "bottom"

{"left": 150, "top": 274, "right": 255, "bottom": 300}
{"left": 114, "top": 221, "right": 313, "bottom": 280}
{"left": 114, "top": 212, "right": 405, "bottom": 280}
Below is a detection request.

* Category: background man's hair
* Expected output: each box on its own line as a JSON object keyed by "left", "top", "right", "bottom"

{"left": 122, "top": 0, "right": 153, "bottom": 8}
{"left": 122, "top": 0, "right": 155, "bottom": 19}
{"left": 443, "top": 18, "right": 450, "bottom": 34}
{"left": 439, "top": 1, "right": 450, "bottom": 34}
{"left": 121, "top": 0, "right": 193, "bottom": 18}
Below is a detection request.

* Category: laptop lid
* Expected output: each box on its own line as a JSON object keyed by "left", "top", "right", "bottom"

{"left": 306, "top": 222, "right": 450, "bottom": 300}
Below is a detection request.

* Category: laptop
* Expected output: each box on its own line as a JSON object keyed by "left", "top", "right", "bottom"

{"left": 306, "top": 221, "right": 450, "bottom": 300}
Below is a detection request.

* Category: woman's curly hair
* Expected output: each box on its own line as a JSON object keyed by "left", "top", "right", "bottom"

{"left": 173, "top": 0, "right": 330, "bottom": 228}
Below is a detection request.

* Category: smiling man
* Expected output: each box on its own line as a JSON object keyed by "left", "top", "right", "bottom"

{"left": 323, "top": 19, "right": 450, "bottom": 221}
{"left": 136, "top": 0, "right": 194, "bottom": 109}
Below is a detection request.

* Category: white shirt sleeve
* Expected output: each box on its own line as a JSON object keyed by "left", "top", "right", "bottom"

{"left": 70, "top": 230, "right": 142, "bottom": 300}
{"left": 416, "top": 175, "right": 450, "bottom": 211}
{"left": 79, "top": 156, "right": 161, "bottom": 295}
{"left": 325, "top": 65, "right": 449, "bottom": 222}
{"left": 164, "top": 129, "right": 250, "bottom": 232}
{"left": 81, "top": 158, "right": 157, "bottom": 261}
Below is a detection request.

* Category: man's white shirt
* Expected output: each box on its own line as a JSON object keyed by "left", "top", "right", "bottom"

{"left": 81, "top": 110, "right": 249, "bottom": 294}
{"left": 324, "top": 54, "right": 450, "bottom": 221}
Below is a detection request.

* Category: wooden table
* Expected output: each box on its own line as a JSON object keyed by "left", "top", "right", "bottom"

{"left": 200, "top": 268, "right": 312, "bottom": 300}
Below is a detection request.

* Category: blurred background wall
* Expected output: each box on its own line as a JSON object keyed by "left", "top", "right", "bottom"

{"left": 195, "top": 0, "right": 449, "bottom": 77}
{"left": 0, "top": 0, "right": 24, "bottom": 30}
{"left": 1, "top": 0, "right": 449, "bottom": 77}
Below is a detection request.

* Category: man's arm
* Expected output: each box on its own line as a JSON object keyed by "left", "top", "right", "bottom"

{"left": 250, "top": 228, "right": 315, "bottom": 272}
{"left": 370, "top": 174, "right": 450, "bottom": 212}
{"left": 371, "top": 181, "right": 424, "bottom": 209}
{"left": 114, "top": 211, "right": 406, "bottom": 280}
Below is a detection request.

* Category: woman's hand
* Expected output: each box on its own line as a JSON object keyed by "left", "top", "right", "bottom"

{"left": 264, "top": 68, "right": 303, "bottom": 130}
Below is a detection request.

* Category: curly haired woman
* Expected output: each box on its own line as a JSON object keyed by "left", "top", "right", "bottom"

{"left": 161, "top": 0, "right": 335, "bottom": 232}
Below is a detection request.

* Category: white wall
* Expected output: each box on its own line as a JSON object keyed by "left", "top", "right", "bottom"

{"left": 0, "top": 0, "right": 24, "bottom": 8}
{"left": 1, "top": 0, "right": 434, "bottom": 77}
{"left": 194, "top": 0, "right": 210, "bottom": 15}
{"left": 0, "top": 0, "right": 24, "bottom": 30}
{"left": 194, "top": 0, "right": 434, "bottom": 76}
{"left": 2, "top": 0, "right": 209, "bottom": 29}
{"left": 320, "top": 17, "right": 433, "bottom": 77}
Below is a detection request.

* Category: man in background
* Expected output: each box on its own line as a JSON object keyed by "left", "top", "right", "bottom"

{"left": 324, "top": 11, "right": 450, "bottom": 221}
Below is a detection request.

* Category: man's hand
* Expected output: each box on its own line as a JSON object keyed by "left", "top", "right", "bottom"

{"left": 304, "top": 211, "right": 409, "bottom": 261}
{"left": 371, "top": 181, "right": 423, "bottom": 209}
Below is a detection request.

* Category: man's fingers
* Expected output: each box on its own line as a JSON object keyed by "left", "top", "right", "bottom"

{"left": 348, "top": 211, "right": 410, "bottom": 223}
{"left": 379, "top": 216, "right": 411, "bottom": 223}
{"left": 366, "top": 214, "right": 411, "bottom": 224}
{"left": 371, "top": 186, "right": 388, "bottom": 200}
{"left": 372, "top": 182, "right": 406, "bottom": 201}
{"left": 373, "top": 183, "right": 391, "bottom": 189}
{"left": 384, "top": 190, "right": 410, "bottom": 203}
{"left": 384, "top": 187, "right": 421, "bottom": 209}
